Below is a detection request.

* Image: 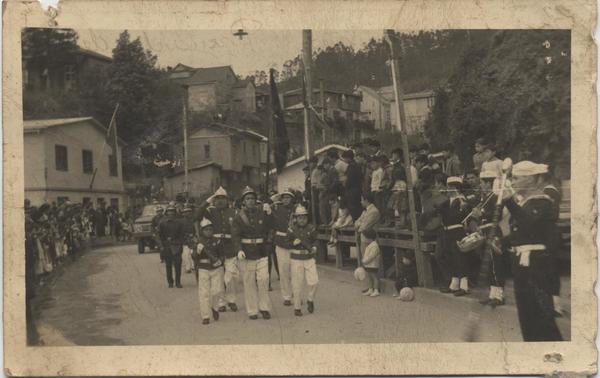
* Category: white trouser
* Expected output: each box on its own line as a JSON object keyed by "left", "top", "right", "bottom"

{"left": 275, "top": 246, "right": 292, "bottom": 300}
{"left": 239, "top": 257, "right": 272, "bottom": 316}
{"left": 218, "top": 257, "right": 240, "bottom": 306}
{"left": 291, "top": 258, "right": 319, "bottom": 310}
{"left": 182, "top": 246, "right": 194, "bottom": 272}
{"left": 198, "top": 267, "right": 224, "bottom": 320}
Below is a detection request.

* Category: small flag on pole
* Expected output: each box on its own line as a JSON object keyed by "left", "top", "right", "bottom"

{"left": 270, "top": 69, "right": 289, "bottom": 173}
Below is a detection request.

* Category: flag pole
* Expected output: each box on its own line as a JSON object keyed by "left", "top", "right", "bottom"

{"left": 265, "top": 92, "right": 273, "bottom": 197}
{"left": 385, "top": 30, "right": 431, "bottom": 287}
{"left": 90, "top": 103, "right": 120, "bottom": 190}
{"left": 302, "top": 29, "right": 317, "bottom": 226}
{"left": 182, "top": 85, "right": 189, "bottom": 199}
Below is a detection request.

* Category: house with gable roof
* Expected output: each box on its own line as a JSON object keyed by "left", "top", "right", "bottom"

{"left": 168, "top": 63, "right": 256, "bottom": 114}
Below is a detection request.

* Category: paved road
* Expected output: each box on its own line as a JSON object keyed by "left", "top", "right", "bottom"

{"left": 32, "top": 243, "right": 570, "bottom": 345}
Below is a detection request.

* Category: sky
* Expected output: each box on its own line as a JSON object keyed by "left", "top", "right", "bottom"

{"left": 76, "top": 29, "right": 383, "bottom": 77}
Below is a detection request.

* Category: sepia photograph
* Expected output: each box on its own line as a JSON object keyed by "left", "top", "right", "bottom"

{"left": 23, "top": 26, "right": 572, "bottom": 345}
{"left": 3, "top": 0, "right": 596, "bottom": 376}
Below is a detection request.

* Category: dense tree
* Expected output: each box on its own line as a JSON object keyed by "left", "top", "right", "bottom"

{"left": 423, "top": 30, "right": 570, "bottom": 176}
{"left": 107, "top": 30, "right": 160, "bottom": 143}
{"left": 22, "top": 28, "right": 79, "bottom": 72}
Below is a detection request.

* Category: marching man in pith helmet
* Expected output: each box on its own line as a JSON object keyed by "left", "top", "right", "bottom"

{"left": 272, "top": 189, "right": 297, "bottom": 306}
{"left": 500, "top": 160, "right": 562, "bottom": 341}
{"left": 202, "top": 186, "right": 239, "bottom": 312}
{"left": 158, "top": 205, "right": 185, "bottom": 288}
{"left": 287, "top": 205, "right": 319, "bottom": 316}
{"left": 232, "top": 186, "right": 275, "bottom": 320}
{"left": 193, "top": 218, "right": 225, "bottom": 325}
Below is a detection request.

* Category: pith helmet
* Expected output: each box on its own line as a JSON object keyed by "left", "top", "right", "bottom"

{"left": 241, "top": 186, "right": 257, "bottom": 199}
{"left": 213, "top": 186, "right": 228, "bottom": 198}
{"left": 199, "top": 218, "right": 213, "bottom": 229}
{"left": 293, "top": 205, "right": 309, "bottom": 216}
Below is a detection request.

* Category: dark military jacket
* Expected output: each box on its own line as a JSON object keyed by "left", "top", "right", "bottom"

{"left": 231, "top": 206, "right": 274, "bottom": 260}
{"left": 438, "top": 195, "right": 471, "bottom": 239}
{"left": 272, "top": 203, "right": 295, "bottom": 248}
{"left": 204, "top": 206, "right": 236, "bottom": 259}
{"left": 158, "top": 215, "right": 185, "bottom": 255}
{"left": 505, "top": 193, "right": 559, "bottom": 249}
{"left": 193, "top": 235, "right": 224, "bottom": 270}
{"left": 288, "top": 222, "right": 317, "bottom": 260}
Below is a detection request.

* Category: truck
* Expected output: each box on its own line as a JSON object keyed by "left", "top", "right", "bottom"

{"left": 132, "top": 203, "right": 168, "bottom": 254}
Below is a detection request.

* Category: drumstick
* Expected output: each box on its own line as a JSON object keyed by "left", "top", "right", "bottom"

{"left": 462, "top": 158, "right": 513, "bottom": 342}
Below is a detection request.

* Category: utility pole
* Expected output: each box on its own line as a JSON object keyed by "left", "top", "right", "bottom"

{"left": 182, "top": 85, "right": 189, "bottom": 198}
{"left": 385, "top": 29, "right": 432, "bottom": 287}
{"left": 320, "top": 78, "right": 326, "bottom": 143}
{"left": 303, "top": 30, "right": 318, "bottom": 226}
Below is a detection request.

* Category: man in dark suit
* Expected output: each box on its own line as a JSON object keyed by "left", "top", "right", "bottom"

{"left": 341, "top": 149, "right": 363, "bottom": 221}
{"left": 159, "top": 205, "right": 185, "bottom": 288}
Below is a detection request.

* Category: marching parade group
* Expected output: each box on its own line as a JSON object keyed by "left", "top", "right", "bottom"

{"left": 23, "top": 136, "right": 566, "bottom": 341}
{"left": 145, "top": 136, "right": 565, "bottom": 341}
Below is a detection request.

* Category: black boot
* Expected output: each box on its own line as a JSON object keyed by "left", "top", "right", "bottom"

{"left": 228, "top": 303, "right": 238, "bottom": 312}
{"left": 212, "top": 309, "right": 220, "bottom": 321}
{"left": 294, "top": 309, "right": 303, "bottom": 316}
{"left": 260, "top": 310, "right": 271, "bottom": 320}
{"left": 307, "top": 301, "right": 314, "bottom": 313}
{"left": 202, "top": 318, "right": 209, "bottom": 325}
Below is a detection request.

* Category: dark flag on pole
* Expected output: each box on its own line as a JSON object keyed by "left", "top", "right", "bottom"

{"left": 270, "top": 68, "right": 289, "bottom": 173}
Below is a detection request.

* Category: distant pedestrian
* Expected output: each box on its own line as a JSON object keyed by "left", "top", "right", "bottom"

{"left": 158, "top": 205, "right": 184, "bottom": 288}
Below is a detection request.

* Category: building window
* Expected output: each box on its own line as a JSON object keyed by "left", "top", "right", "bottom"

{"left": 204, "top": 144, "right": 210, "bottom": 159}
{"left": 64, "top": 65, "right": 76, "bottom": 91}
{"left": 252, "top": 144, "right": 257, "bottom": 158}
{"left": 385, "top": 108, "right": 391, "bottom": 122}
{"left": 82, "top": 149, "right": 93, "bottom": 174}
{"left": 110, "top": 198, "right": 119, "bottom": 210}
{"left": 55, "top": 145, "right": 68, "bottom": 171}
{"left": 109, "top": 155, "right": 118, "bottom": 177}
{"left": 57, "top": 197, "right": 69, "bottom": 205}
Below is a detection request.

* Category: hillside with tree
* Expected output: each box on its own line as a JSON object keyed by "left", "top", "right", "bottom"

{"left": 423, "top": 29, "right": 570, "bottom": 177}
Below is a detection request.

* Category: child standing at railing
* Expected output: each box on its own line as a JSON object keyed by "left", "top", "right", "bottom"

{"left": 328, "top": 201, "right": 354, "bottom": 246}
{"left": 361, "top": 228, "right": 381, "bottom": 297}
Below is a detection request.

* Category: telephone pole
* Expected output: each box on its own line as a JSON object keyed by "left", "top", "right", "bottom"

{"left": 303, "top": 30, "right": 318, "bottom": 226}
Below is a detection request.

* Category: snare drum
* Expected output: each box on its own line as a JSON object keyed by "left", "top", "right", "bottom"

{"left": 457, "top": 231, "right": 485, "bottom": 253}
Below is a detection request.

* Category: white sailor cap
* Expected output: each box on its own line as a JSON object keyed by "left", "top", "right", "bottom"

{"left": 447, "top": 176, "right": 463, "bottom": 185}
{"left": 479, "top": 169, "right": 497, "bottom": 179}
{"left": 199, "top": 218, "right": 213, "bottom": 229}
{"left": 512, "top": 161, "right": 548, "bottom": 176}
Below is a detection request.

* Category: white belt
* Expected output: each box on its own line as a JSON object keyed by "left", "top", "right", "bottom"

{"left": 242, "top": 238, "right": 264, "bottom": 244}
{"left": 275, "top": 231, "right": 287, "bottom": 237}
{"left": 198, "top": 259, "right": 210, "bottom": 263}
{"left": 511, "top": 244, "right": 546, "bottom": 267}
{"left": 213, "top": 233, "right": 231, "bottom": 239}
{"left": 444, "top": 224, "right": 463, "bottom": 231}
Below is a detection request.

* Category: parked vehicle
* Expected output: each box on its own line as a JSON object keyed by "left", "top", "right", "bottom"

{"left": 133, "top": 203, "right": 167, "bottom": 254}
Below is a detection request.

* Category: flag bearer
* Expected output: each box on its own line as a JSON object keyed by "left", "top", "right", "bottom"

{"left": 287, "top": 205, "right": 319, "bottom": 316}
{"left": 272, "top": 189, "right": 296, "bottom": 306}
{"left": 501, "top": 161, "right": 562, "bottom": 341}
{"left": 205, "top": 187, "right": 239, "bottom": 312}
{"left": 232, "top": 186, "right": 274, "bottom": 320}
{"left": 193, "top": 218, "right": 225, "bottom": 325}
{"left": 181, "top": 205, "right": 196, "bottom": 274}
{"left": 438, "top": 176, "right": 472, "bottom": 296}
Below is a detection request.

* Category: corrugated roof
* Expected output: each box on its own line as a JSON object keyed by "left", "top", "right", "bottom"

{"left": 186, "top": 66, "right": 237, "bottom": 85}
{"left": 378, "top": 86, "right": 434, "bottom": 101}
{"left": 23, "top": 117, "right": 127, "bottom": 145}
{"left": 189, "top": 123, "right": 267, "bottom": 142}
{"left": 269, "top": 144, "right": 350, "bottom": 174}
{"left": 24, "top": 117, "right": 95, "bottom": 130}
